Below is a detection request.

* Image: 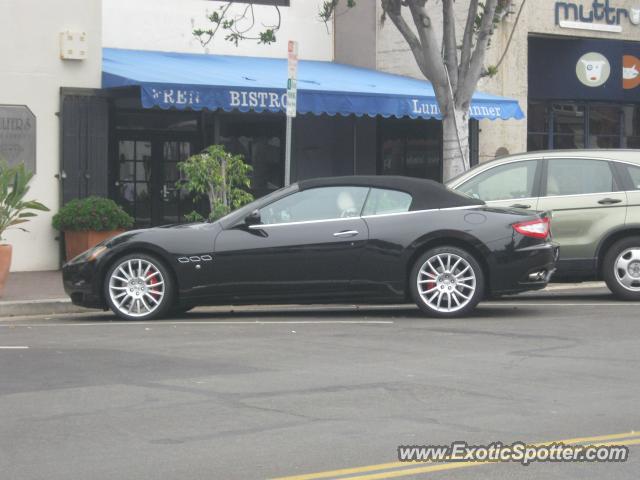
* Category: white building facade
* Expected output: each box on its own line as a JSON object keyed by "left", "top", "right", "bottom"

{"left": 0, "top": 0, "right": 102, "bottom": 271}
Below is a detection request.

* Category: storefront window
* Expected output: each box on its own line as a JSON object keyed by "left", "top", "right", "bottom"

{"left": 219, "top": 115, "right": 284, "bottom": 199}
{"left": 527, "top": 102, "right": 549, "bottom": 151}
{"left": 589, "top": 105, "right": 621, "bottom": 149}
{"left": 528, "top": 102, "right": 638, "bottom": 151}
{"left": 379, "top": 118, "right": 442, "bottom": 181}
{"left": 623, "top": 106, "right": 640, "bottom": 149}
{"left": 552, "top": 103, "right": 585, "bottom": 149}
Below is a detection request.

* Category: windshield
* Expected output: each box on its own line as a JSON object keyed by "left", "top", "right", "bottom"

{"left": 217, "top": 184, "right": 299, "bottom": 228}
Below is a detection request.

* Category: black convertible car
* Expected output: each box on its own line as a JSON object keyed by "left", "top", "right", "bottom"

{"left": 63, "top": 176, "right": 557, "bottom": 320}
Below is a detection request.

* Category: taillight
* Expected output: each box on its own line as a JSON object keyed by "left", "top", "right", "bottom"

{"left": 513, "top": 217, "right": 550, "bottom": 239}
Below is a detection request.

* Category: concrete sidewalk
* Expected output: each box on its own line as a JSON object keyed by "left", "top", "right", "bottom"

{"left": 0, "top": 270, "right": 90, "bottom": 317}
{"left": 0, "top": 270, "right": 608, "bottom": 318}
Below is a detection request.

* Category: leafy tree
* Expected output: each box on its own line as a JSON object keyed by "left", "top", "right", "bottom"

{"left": 193, "top": 0, "right": 524, "bottom": 181}
{"left": 178, "top": 145, "right": 254, "bottom": 221}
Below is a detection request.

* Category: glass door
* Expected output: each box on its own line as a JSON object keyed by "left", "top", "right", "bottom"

{"left": 115, "top": 136, "right": 198, "bottom": 227}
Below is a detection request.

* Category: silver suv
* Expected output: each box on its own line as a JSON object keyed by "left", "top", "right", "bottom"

{"left": 447, "top": 150, "right": 640, "bottom": 300}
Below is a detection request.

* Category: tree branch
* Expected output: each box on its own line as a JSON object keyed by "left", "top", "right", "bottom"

{"left": 379, "top": 0, "right": 429, "bottom": 79}
{"left": 458, "top": 0, "right": 478, "bottom": 84}
{"left": 442, "top": 0, "right": 458, "bottom": 90}
{"left": 459, "top": 0, "right": 499, "bottom": 107}
{"left": 400, "top": 0, "right": 448, "bottom": 90}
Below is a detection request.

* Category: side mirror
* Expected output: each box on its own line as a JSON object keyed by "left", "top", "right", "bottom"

{"left": 244, "top": 209, "right": 261, "bottom": 226}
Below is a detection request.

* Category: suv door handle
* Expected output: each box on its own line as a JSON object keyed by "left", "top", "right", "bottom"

{"left": 598, "top": 198, "right": 622, "bottom": 205}
{"left": 510, "top": 203, "right": 531, "bottom": 209}
{"left": 333, "top": 230, "right": 359, "bottom": 238}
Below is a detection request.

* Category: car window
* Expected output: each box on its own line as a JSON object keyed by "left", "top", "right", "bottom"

{"left": 259, "top": 186, "right": 369, "bottom": 225}
{"left": 362, "top": 188, "right": 413, "bottom": 216}
{"left": 624, "top": 164, "right": 640, "bottom": 190}
{"left": 457, "top": 160, "right": 538, "bottom": 201}
{"left": 546, "top": 159, "right": 616, "bottom": 196}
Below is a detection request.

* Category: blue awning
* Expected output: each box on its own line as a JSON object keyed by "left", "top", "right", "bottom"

{"left": 102, "top": 48, "right": 524, "bottom": 121}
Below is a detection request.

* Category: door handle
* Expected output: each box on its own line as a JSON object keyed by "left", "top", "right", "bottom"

{"left": 333, "top": 230, "right": 359, "bottom": 238}
{"left": 510, "top": 203, "right": 531, "bottom": 209}
{"left": 598, "top": 198, "right": 622, "bottom": 205}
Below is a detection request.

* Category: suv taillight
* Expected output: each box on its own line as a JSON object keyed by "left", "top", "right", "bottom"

{"left": 513, "top": 217, "right": 550, "bottom": 239}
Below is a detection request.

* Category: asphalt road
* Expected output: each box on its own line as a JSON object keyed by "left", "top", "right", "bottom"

{"left": 1, "top": 285, "right": 639, "bottom": 480}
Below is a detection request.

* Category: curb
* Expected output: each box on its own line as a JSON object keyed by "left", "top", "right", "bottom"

{"left": 0, "top": 299, "right": 90, "bottom": 317}
{"left": 0, "top": 282, "right": 608, "bottom": 318}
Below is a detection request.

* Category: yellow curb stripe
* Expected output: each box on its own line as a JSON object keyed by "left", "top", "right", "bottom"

{"left": 272, "top": 430, "right": 639, "bottom": 480}
{"left": 345, "top": 437, "right": 640, "bottom": 480}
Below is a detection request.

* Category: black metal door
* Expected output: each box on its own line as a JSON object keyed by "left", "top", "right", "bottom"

{"left": 114, "top": 136, "right": 197, "bottom": 227}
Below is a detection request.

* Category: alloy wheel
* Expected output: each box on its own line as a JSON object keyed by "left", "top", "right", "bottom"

{"left": 614, "top": 248, "right": 640, "bottom": 292}
{"left": 108, "top": 258, "right": 166, "bottom": 318}
{"left": 417, "top": 253, "right": 477, "bottom": 313}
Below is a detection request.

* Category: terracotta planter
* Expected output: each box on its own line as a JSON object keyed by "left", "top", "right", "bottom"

{"left": 64, "top": 230, "right": 125, "bottom": 261}
{"left": 0, "top": 244, "right": 12, "bottom": 297}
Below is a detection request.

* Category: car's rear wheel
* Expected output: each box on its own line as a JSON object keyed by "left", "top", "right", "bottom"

{"left": 603, "top": 237, "right": 640, "bottom": 300}
{"left": 104, "top": 253, "right": 175, "bottom": 320}
{"left": 410, "top": 246, "right": 484, "bottom": 317}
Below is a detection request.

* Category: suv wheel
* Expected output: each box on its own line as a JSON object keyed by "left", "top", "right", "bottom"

{"left": 104, "top": 253, "right": 175, "bottom": 320}
{"left": 603, "top": 237, "right": 640, "bottom": 300}
{"left": 410, "top": 246, "right": 485, "bottom": 317}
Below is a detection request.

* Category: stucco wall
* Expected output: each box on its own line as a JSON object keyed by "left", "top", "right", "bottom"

{"left": 103, "top": 0, "right": 334, "bottom": 61}
{"left": 371, "top": 0, "right": 640, "bottom": 163}
{"left": 0, "top": 0, "right": 102, "bottom": 271}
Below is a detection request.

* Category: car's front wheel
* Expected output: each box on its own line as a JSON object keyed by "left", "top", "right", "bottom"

{"left": 104, "top": 253, "right": 175, "bottom": 320}
{"left": 603, "top": 237, "right": 640, "bottom": 300}
{"left": 410, "top": 246, "right": 484, "bottom": 317}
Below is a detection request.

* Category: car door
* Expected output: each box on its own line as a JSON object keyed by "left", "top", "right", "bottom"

{"left": 617, "top": 162, "right": 640, "bottom": 226}
{"left": 537, "top": 157, "right": 627, "bottom": 275}
{"left": 453, "top": 159, "right": 542, "bottom": 210}
{"left": 210, "top": 186, "right": 370, "bottom": 301}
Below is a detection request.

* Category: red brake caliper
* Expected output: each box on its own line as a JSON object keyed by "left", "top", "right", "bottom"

{"left": 148, "top": 272, "right": 160, "bottom": 300}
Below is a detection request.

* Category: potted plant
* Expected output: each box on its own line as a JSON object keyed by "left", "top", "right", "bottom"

{"left": 178, "top": 144, "right": 254, "bottom": 221}
{"left": 52, "top": 196, "right": 134, "bottom": 261}
{"left": 0, "top": 161, "right": 49, "bottom": 295}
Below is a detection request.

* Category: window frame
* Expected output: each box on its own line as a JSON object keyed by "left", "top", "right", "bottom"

{"left": 254, "top": 186, "right": 371, "bottom": 226}
{"left": 361, "top": 188, "right": 414, "bottom": 217}
{"left": 612, "top": 161, "right": 640, "bottom": 192}
{"left": 454, "top": 158, "right": 544, "bottom": 202}
{"left": 540, "top": 157, "right": 624, "bottom": 198}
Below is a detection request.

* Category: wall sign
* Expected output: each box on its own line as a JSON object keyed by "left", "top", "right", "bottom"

{"left": 623, "top": 55, "right": 640, "bottom": 89}
{"left": 0, "top": 105, "right": 36, "bottom": 173}
{"left": 555, "top": 0, "right": 640, "bottom": 33}
{"left": 576, "top": 52, "right": 611, "bottom": 86}
{"left": 529, "top": 37, "right": 640, "bottom": 101}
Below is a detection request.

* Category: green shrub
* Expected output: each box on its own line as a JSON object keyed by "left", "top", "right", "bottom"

{"left": 52, "top": 196, "right": 134, "bottom": 232}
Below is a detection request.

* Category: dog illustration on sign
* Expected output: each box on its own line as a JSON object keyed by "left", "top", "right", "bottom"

{"left": 581, "top": 59, "right": 607, "bottom": 83}
{"left": 576, "top": 52, "right": 611, "bottom": 87}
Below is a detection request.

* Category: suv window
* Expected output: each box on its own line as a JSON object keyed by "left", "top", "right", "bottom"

{"left": 362, "top": 188, "right": 413, "bottom": 216}
{"left": 259, "top": 186, "right": 369, "bottom": 225}
{"left": 546, "top": 159, "right": 616, "bottom": 196}
{"left": 457, "top": 160, "right": 538, "bottom": 201}
{"left": 624, "top": 164, "right": 640, "bottom": 190}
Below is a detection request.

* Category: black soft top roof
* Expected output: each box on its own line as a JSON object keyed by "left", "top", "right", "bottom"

{"left": 298, "top": 175, "right": 484, "bottom": 210}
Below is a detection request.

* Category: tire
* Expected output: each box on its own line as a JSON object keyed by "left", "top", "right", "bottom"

{"left": 602, "top": 236, "right": 640, "bottom": 300}
{"left": 410, "top": 246, "right": 485, "bottom": 318}
{"left": 104, "top": 253, "right": 175, "bottom": 320}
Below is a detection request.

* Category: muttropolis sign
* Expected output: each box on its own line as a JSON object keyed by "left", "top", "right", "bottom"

{"left": 0, "top": 105, "right": 36, "bottom": 172}
{"left": 555, "top": 0, "right": 640, "bottom": 33}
